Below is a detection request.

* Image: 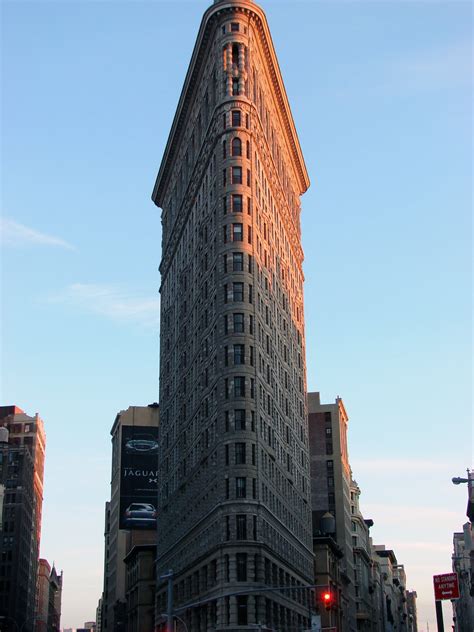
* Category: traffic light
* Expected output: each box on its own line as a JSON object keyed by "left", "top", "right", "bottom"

{"left": 322, "top": 591, "right": 332, "bottom": 611}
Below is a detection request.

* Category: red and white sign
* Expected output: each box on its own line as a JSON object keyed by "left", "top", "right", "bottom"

{"left": 433, "top": 573, "right": 460, "bottom": 600}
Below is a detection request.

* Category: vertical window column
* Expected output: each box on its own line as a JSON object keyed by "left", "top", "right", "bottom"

{"left": 224, "top": 44, "right": 233, "bottom": 96}
{"left": 238, "top": 44, "right": 247, "bottom": 96}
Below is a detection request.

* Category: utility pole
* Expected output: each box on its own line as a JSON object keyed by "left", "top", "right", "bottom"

{"left": 160, "top": 569, "right": 174, "bottom": 632}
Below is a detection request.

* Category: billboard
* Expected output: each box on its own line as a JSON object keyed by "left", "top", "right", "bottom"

{"left": 119, "top": 425, "right": 159, "bottom": 530}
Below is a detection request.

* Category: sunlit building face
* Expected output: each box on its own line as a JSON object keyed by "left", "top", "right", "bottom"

{"left": 152, "top": 1, "right": 312, "bottom": 628}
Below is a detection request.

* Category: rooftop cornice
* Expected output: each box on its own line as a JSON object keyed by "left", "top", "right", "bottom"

{"left": 152, "top": 0, "right": 310, "bottom": 206}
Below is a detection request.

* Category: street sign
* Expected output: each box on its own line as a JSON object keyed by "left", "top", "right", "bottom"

{"left": 311, "top": 614, "right": 321, "bottom": 632}
{"left": 433, "top": 572, "right": 460, "bottom": 600}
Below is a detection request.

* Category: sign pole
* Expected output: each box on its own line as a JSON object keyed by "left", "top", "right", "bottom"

{"left": 435, "top": 600, "right": 444, "bottom": 632}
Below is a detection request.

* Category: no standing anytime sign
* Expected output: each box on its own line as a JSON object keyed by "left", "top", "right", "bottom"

{"left": 433, "top": 573, "right": 460, "bottom": 600}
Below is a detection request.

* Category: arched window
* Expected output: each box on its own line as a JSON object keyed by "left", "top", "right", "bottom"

{"left": 232, "top": 137, "right": 242, "bottom": 156}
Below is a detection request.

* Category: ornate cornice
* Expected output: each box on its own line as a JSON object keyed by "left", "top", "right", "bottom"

{"left": 152, "top": 0, "right": 310, "bottom": 207}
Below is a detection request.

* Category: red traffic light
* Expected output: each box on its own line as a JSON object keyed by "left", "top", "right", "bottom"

{"left": 323, "top": 591, "right": 332, "bottom": 610}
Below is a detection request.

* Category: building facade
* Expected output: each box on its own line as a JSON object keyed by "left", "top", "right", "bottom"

{"left": 152, "top": 1, "right": 313, "bottom": 629}
{"left": 100, "top": 404, "right": 159, "bottom": 632}
{"left": 452, "top": 525, "right": 474, "bottom": 632}
{"left": 0, "top": 406, "right": 46, "bottom": 632}
{"left": 308, "top": 392, "right": 356, "bottom": 631}
{"left": 124, "top": 544, "right": 156, "bottom": 632}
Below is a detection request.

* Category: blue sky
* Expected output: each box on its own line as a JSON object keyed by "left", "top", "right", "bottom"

{"left": 1, "top": 0, "right": 472, "bottom": 628}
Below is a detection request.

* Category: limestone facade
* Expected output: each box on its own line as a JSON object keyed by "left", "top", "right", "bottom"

{"left": 153, "top": 1, "right": 313, "bottom": 629}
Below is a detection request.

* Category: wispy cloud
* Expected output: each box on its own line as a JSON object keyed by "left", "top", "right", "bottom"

{"left": 51, "top": 283, "right": 159, "bottom": 327}
{"left": 0, "top": 217, "right": 76, "bottom": 250}
{"left": 351, "top": 458, "right": 452, "bottom": 473}
{"left": 385, "top": 40, "right": 472, "bottom": 92}
{"left": 362, "top": 503, "right": 459, "bottom": 523}
{"left": 383, "top": 541, "right": 452, "bottom": 554}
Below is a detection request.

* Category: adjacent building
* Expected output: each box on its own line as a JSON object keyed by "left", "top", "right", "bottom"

{"left": 452, "top": 525, "right": 474, "bottom": 631}
{"left": 35, "top": 559, "right": 63, "bottom": 632}
{"left": 308, "top": 392, "right": 356, "bottom": 630}
{"left": 152, "top": 0, "right": 314, "bottom": 628}
{"left": 308, "top": 394, "right": 418, "bottom": 631}
{"left": 100, "top": 404, "right": 159, "bottom": 632}
{"left": 124, "top": 544, "right": 156, "bottom": 632}
{"left": 0, "top": 406, "right": 46, "bottom": 632}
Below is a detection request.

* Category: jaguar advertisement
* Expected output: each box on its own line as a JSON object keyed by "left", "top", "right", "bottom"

{"left": 119, "top": 425, "right": 159, "bottom": 530}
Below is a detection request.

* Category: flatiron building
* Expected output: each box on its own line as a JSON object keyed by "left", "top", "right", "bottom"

{"left": 152, "top": 1, "right": 313, "bottom": 629}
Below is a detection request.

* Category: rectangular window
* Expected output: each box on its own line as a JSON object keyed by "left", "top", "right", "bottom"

{"left": 233, "top": 252, "right": 244, "bottom": 271}
{"left": 224, "top": 315, "right": 228, "bottom": 334}
{"left": 247, "top": 169, "right": 251, "bottom": 186}
{"left": 226, "top": 516, "right": 230, "bottom": 540}
{"left": 237, "top": 596, "right": 248, "bottom": 624}
{"left": 236, "top": 515, "right": 247, "bottom": 540}
{"left": 233, "top": 313, "right": 244, "bottom": 333}
{"left": 252, "top": 478, "right": 257, "bottom": 499}
{"left": 225, "top": 444, "right": 229, "bottom": 465}
{"left": 233, "top": 282, "right": 244, "bottom": 302}
{"left": 223, "top": 254, "right": 228, "bottom": 273}
{"left": 232, "top": 110, "right": 241, "bottom": 127}
{"left": 236, "top": 477, "right": 247, "bottom": 498}
{"left": 236, "top": 553, "right": 248, "bottom": 582}
{"left": 223, "top": 196, "right": 227, "bottom": 214}
{"left": 232, "top": 223, "right": 243, "bottom": 241}
{"left": 234, "top": 344, "right": 245, "bottom": 365}
{"left": 223, "top": 168, "right": 227, "bottom": 186}
{"left": 224, "top": 346, "right": 228, "bottom": 366}
{"left": 248, "top": 284, "right": 253, "bottom": 303}
{"left": 235, "top": 409, "right": 246, "bottom": 430}
{"left": 224, "top": 284, "right": 228, "bottom": 304}
{"left": 232, "top": 194, "right": 243, "bottom": 212}
{"left": 248, "top": 226, "right": 252, "bottom": 244}
{"left": 231, "top": 22, "right": 240, "bottom": 32}
{"left": 235, "top": 442, "right": 246, "bottom": 464}
{"left": 234, "top": 376, "right": 245, "bottom": 396}
{"left": 232, "top": 166, "right": 242, "bottom": 184}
